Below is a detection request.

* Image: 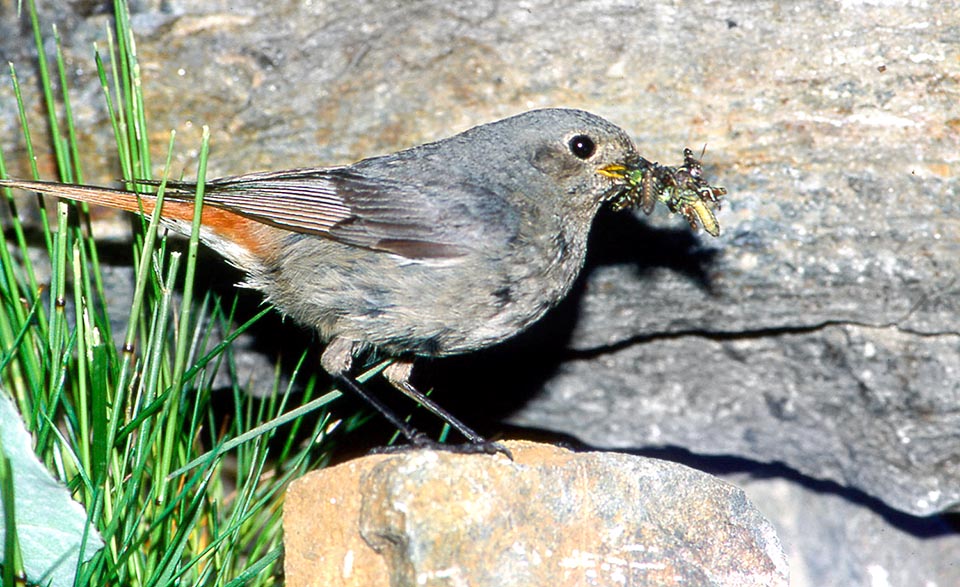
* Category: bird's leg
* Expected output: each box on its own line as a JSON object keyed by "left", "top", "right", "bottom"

{"left": 320, "top": 337, "right": 428, "bottom": 445}
{"left": 321, "top": 338, "right": 510, "bottom": 457}
{"left": 383, "top": 359, "right": 512, "bottom": 457}
{"left": 382, "top": 359, "right": 483, "bottom": 443}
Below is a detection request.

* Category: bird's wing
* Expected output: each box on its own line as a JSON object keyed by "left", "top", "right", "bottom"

{"left": 161, "top": 167, "right": 518, "bottom": 260}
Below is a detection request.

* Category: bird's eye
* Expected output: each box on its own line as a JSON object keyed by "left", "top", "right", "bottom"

{"left": 568, "top": 134, "right": 596, "bottom": 159}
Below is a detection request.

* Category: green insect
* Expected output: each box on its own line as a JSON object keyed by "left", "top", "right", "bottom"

{"left": 604, "top": 147, "right": 726, "bottom": 237}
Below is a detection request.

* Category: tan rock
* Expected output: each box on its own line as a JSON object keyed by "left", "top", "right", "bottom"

{"left": 284, "top": 441, "right": 787, "bottom": 587}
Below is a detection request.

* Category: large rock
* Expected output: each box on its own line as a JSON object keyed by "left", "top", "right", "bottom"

{"left": 509, "top": 322, "right": 960, "bottom": 516}
{"left": 2, "top": 1, "right": 958, "bottom": 583}
{"left": 283, "top": 441, "right": 788, "bottom": 587}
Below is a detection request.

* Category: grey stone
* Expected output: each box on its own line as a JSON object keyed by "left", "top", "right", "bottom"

{"left": 731, "top": 471, "right": 960, "bottom": 587}
{"left": 496, "top": 0, "right": 960, "bottom": 516}
{"left": 510, "top": 322, "right": 960, "bottom": 516}
{"left": 1, "top": 0, "right": 958, "bottom": 577}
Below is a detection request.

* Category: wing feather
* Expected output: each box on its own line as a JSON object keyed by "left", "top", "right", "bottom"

{"left": 151, "top": 166, "right": 517, "bottom": 259}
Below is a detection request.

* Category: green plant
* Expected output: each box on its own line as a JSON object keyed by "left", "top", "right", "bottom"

{"left": 0, "top": 2, "right": 345, "bottom": 584}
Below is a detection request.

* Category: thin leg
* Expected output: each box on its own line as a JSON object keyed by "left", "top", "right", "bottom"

{"left": 384, "top": 359, "right": 511, "bottom": 458}
{"left": 382, "top": 359, "right": 485, "bottom": 443}
{"left": 321, "top": 337, "right": 510, "bottom": 457}
{"left": 330, "top": 372, "right": 427, "bottom": 445}
{"left": 321, "top": 337, "right": 428, "bottom": 444}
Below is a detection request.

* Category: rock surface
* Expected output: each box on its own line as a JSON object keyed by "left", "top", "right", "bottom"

{"left": 2, "top": 0, "right": 956, "bottom": 517}
{"left": 2, "top": 1, "right": 959, "bottom": 584}
{"left": 283, "top": 441, "right": 788, "bottom": 587}
{"left": 734, "top": 469, "right": 960, "bottom": 587}
{"left": 510, "top": 323, "right": 960, "bottom": 516}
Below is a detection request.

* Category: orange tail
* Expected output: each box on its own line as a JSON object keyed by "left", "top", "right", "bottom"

{"left": 0, "top": 178, "right": 197, "bottom": 221}
{"left": 0, "top": 178, "right": 272, "bottom": 261}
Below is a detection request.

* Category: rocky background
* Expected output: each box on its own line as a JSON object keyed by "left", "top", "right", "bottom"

{"left": 1, "top": 1, "right": 958, "bottom": 585}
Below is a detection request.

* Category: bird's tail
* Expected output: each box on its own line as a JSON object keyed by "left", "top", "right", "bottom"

{"left": 0, "top": 178, "right": 198, "bottom": 222}
{"left": 0, "top": 178, "right": 273, "bottom": 265}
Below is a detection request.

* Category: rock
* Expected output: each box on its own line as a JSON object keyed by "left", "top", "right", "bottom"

{"left": 2, "top": 0, "right": 958, "bottom": 577}
{"left": 503, "top": 0, "right": 960, "bottom": 516}
{"left": 733, "top": 471, "right": 960, "bottom": 587}
{"left": 283, "top": 441, "right": 788, "bottom": 587}
{"left": 507, "top": 322, "right": 960, "bottom": 517}
{"left": 2, "top": 0, "right": 956, "bottom": 517}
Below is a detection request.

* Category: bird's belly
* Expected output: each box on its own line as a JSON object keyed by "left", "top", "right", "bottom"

{"left": 257, "top": 239, "right": 581, "bottom": 357}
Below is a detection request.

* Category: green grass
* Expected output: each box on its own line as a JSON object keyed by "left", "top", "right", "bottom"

{"left": 0, "top": 1, "right": 348, "bottom": 584}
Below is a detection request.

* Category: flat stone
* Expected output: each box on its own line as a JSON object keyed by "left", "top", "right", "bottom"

{"left": 509, "top": 322, "right": 960, "bottom": 516}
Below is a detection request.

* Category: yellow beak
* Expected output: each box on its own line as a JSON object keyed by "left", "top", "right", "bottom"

{"left": 597, "top": 163, "right": 629, "bottom": 180}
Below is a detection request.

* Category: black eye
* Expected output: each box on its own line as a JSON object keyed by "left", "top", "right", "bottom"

{"left": 568, "top": 134, "right": 596, "bottom": 159}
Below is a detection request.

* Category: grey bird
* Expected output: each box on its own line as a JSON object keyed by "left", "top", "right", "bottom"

{"left": 0, "top": 108, "right": 643, "bottom": 451}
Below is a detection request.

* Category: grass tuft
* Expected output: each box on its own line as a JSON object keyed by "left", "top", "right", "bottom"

{"left": 1, "top": 2, "right": 345, "bottom": 585}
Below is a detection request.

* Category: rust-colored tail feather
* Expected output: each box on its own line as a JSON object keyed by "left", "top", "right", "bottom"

{"left": 0, "top": 178, "right": 199, "bottom": 222}
{"left": 0, "top": 178, "right": 272, "bottom": 260}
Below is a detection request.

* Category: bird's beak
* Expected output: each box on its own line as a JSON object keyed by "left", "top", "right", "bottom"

{"left": 597, "top": 163, "right": 635, "bottom": 208}
{"left": 597, "top": 163, "right": 629, "bottom": 180}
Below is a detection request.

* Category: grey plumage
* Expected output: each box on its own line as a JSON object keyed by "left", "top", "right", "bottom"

{"left": 0, "top": 108, "right": 641, "bottom": 447}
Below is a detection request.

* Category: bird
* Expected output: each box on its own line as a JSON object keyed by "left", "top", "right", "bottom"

{"left": 1, "top": 108, "right": 644, "bottom": 452}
